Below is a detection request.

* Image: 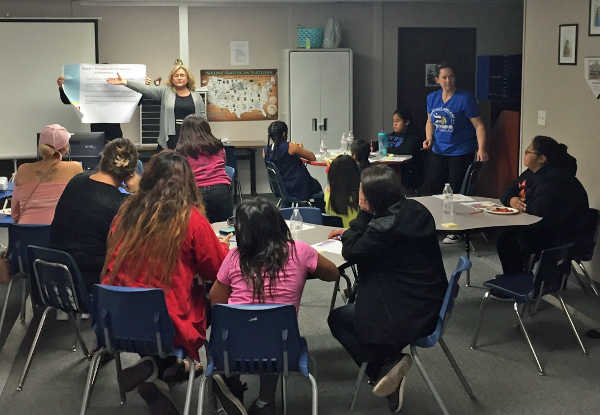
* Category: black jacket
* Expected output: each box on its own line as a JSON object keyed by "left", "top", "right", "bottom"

{"left": 341, "top": 199, "right": 447, "bottom": 346}
{"left": 500, "top": 164, "right": 589, "bottom": 250}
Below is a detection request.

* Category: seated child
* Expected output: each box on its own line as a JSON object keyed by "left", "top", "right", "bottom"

{"left": 325, "top": 155, "right": 360, "bottom": 227}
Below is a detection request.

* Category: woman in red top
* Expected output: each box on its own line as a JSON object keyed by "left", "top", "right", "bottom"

{"left": 101, "top": 150, "right": 228, "bottom": 415}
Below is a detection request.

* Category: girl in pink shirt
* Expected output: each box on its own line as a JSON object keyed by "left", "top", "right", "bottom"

{"left": 209, "top": 198, "right": 339, "bottom": 415}
{"left": 176, "top": 115, "right": 232, "bottom": 223}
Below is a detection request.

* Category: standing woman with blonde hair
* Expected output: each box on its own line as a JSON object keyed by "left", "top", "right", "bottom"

{"left": 12, "top": 124, "right": 82, "bottom": 224}
{"left": 107, "top": 61, "right": 207, "bottom": 150}
{"left": 102, "top": 151, "right": 229, "bottom": 414}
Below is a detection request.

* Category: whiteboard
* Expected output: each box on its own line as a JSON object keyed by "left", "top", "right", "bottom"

{"left": 0, "top": 19, "right": 98, "bottom": 159}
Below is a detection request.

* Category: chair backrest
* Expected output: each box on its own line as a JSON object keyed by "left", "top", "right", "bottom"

{"left": 225, "top": 165, "right": 235, "bottom": 181}
{"left": 417, "top": 256, "right": 471, "bottom": 346}
{"left": 531, "top": 243, "right": 574, "bottom": 296}
{"left": 224, "top": 145, "right": 238, "bottom": 170}
{"left": 572, "top": 208, "right": 599, "bottom": 261}
{"left": 265, "top": 160, "right": 287, "bottom": 200}
{"left": 321, "top": 214, "right": 343, "bottom": 228}
{"left": 459, "top": 161, "right": 483, "bottom": 196}
{"left": 206, "top": 304, "right": 305, "bottom": 376}
{"left": 93, "top": 285, "right": 176, "bottom": 357}
{"left": 28, "top": 245, "right": 90, "bottom": 313}
{"left": 8, "top": 224, "right": 51, "bottom": 276}
{"left": 279, "top": 207, "right": 323, "bottom": 225}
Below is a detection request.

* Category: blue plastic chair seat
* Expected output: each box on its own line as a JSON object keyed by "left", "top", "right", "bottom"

{"left": 483, "top": 272, "right": 534, "bottom": 303}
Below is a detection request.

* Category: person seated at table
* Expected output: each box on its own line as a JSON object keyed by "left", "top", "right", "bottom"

{"left": 387, "top": 109, "right": 423, "bottom": 192}
{"left": 497, "top": 135, "right": 589, "bottom": 274}
{"left": 351, "top": 138, "right": 371, "bottom": 171}
{"left": 209, "top": 197, "right": 339, "bottom": 415}
{"left": 263, "top": 120, "right": 324, "bottom": 209}
{"left": 327, "top": 165, "right": 447, "bottom": 413}
{"left": 325, "top": 155, "right": 360, "bottom": 228}
{"left": 102, "top": 150, "right": 229, "bottom": 415}
{"left": 12, "top": 124, "right": 82, "bottom": 224}
{"left": 51, "top": 138, "right": 139, "bottom": 289}
{"left": 176, "top": 115, "right": 232, "bottom": 223}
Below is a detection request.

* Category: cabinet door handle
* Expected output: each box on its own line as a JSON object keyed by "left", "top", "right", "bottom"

{"left": 323, "top": 118, "right": 328, "bottom": 131}
{"left": 312, "top": 118, "right": 317, "bottom": 131}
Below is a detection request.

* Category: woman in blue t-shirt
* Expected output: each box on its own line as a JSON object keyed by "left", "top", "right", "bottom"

{"left": 263, "top": 121, "right": 324, "bottom": 207}
{"left": 422, "top": 63, "right": 488, "bottom": 195}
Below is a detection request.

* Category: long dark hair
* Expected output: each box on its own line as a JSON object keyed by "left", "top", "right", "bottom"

{"left": 176, "top": 115, "right": 223, "bottom": 158}
{"left": 531, "top": 135, "right": 576, "bottom": 173}
{"left": 360, "top": 164, "right": 405, "bottom": 216}
{"left": 351, "top": 138, "right": 370, "bottom": 171}
{"left": 102, "top": 151, "right": 205, "bottom": 286}
{"left": 234, "top": 197, "right": 295, "bottom": 302}
{"left": 328, "top": 155, "right": 359, "bottom": 215}
{"left": 265, "top": 121, "right": 288, "bottom": 161}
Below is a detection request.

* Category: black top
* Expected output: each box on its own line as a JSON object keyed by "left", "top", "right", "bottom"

{"left": 341, "top": 199, "right": 447, "bottom": 346}
{"left": 174, "top": 94, "right": 195, "bottom": 138}
{"left": 501, "top": 164, "right": 589, "bottom": 250}
{"left": 50, "top": 173, "right": 128, "bottom": 280}
{"left": 59, "top": 87, "right": 123, "bottom": 141}
{"left": 386, "top": 131, "right": 424, "bottom": 190}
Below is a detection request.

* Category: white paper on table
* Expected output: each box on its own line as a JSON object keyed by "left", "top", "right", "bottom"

{"left": 284, "top": 220, "right": 315, "bottom": 231}
{"left": 311, "top": 239, "right": 343, "bottom": 255}
{"left": 432, "top": 194, "right": 474, "bottom": 203}
{"left": 460, "top": 201, "right": 502, "bottom": 209}
{"left": 63, "top": 64, "right": 146, "bottom": 123}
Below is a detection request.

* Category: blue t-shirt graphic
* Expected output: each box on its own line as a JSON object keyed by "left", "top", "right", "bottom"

{"left": 427, "top": 89, "right": 479, "bottom": 156}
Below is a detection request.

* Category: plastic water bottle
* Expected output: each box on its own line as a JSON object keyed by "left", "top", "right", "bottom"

{"left": 442, "top": 183, "right": 454, "bottom": 218}
{"left": 340, "top": 131, "right": 348, "bottom": 153}
{"left": 290, "top": 207, "right": 303, "bottom": 234}
{"left": 377, "top": 131, "right": 388, "bottom": 156}
{"left": 347, "top": 129, "right": 354, "bottom": 153}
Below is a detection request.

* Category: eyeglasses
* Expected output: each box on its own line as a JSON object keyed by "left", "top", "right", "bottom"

{"left": 525, "top": 150, "right": 539, "bottom": 155}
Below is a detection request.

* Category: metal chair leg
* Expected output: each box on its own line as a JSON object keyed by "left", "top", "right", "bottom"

{"left": 19, "top": 277, "right": 27, "bottom": 324}
{"left": 197, "top": 375, "right": 208, "bottom": 415}
{"left": 514, "top": 302, "right": 544, "bottom": 375}
{"left": 308, "top": 372, "right": 318, "bottom": 415}
{"left": 17, "top": 306, "right": 51, "bottom": 391}
{"left": 410, "top": 345, "right": 450, "bottom": 415}
{"left": 80, "top": 349, "right": 104, "bottom": 415}
{"left": 70, "top": 313, "right": 91, "bottom": 359}
{"left": 439, "top": 338, "right": 475, "bottom": 399}
{"left": 464, "top": 233, "right": 472, "bottom": 287}
{"left": 0, "top": 278, "right": 14, "bottom": 340}
{"left": 470, "top": 291, "right": 490, "bottom": 349}
{"left": 329, "top": 279, "right": 339, "bottom": 312}
{"left": 574, "top": 261, "right": 600, "bottom": 296}
{"left": 183, "top": 358, "right": 196, "bottom": 415}
{"left": 349, "top": 362, "right": 367, "bottom": 412}
{"left": 282, "top": 374, "right": 288, "bottom": 415}
{"left": 114, "top": 352, "right": 126, "bottom": 406}
{"left": 556, "top": 295, "right": 587, "bottom": 355}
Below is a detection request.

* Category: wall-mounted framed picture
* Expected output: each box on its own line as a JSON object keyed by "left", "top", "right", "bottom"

{"left": 558, "top": 24, "right": 578, "bottom": 65}
{"left": 590, "top": 0, "right": 600, "bottom": 36}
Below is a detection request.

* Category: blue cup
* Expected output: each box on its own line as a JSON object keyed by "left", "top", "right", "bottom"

{"left": 377, "top": 132, "right": 388, "bottom": 156}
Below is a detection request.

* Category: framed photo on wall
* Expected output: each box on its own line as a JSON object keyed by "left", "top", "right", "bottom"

{"left": 590, "top": 0, "right": 600, "bottom": 35}
{"left": 558, "top": 24, "right": 578, "bottom": 65}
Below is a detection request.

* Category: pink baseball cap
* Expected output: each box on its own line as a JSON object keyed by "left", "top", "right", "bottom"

{"left": 39, "top": 124, "right": 71, "bottom": 151}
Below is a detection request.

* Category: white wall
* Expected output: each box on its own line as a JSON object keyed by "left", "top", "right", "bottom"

{"left": 522, "top": 0, "right": 600, "bottom": 279}
{"left": 1, "top": 0, "right": 523, "bottom": 193}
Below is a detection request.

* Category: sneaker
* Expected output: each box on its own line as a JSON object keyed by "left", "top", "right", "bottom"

{"left": 119, "top": 357, "right": 157, "bottom": 392}
{"left": 248, "top": 399, "right": 276, "bottom": 415}
{"left": 372, "top": 354, "right": 412, "bottom": 398}
{"left": 137, "top": 381, "right": 179, "bottom": 415}
{"left": 213, "top": 374, "right": 248, "bottom": 415}
{"left": 442, "top": 234, "right": 462, "bottom": 244}
{"left": 387, "top": 374, "right": 408, "bottom": 413}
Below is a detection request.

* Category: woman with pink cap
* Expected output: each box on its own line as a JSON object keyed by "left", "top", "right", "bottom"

{"left": 11, "top": 124, "right": 82, "bottom": 224}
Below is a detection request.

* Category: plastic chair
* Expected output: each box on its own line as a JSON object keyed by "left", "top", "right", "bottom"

{"left": 197, "top": 304, "right": 318, "bottom": 415}
{"left": 79, "top": 285, "right": 197, "bottom": 415}
{"left": 569, "top": 208, "right": 599, "bottom": 296}
{"left": 321, "top": 214, "right": 343, "bottom": 228}
{"left": 225, "top": 165, "right": 243, "bottom": 206}
{"left": 279, "top": 207, "right": 323, "bottom": 225}
{"left": 471, "top": 243, "right": 586, "bottom": 375}
{"left": 459, "top": 161, "right": 483, "bottom": 196}
{"left": 265, "top": 161, "right": 322, "bottom": 208}
{"left": 0, "top": 224, "right": 50, "bottom": 343}
{"left": 350, "top": 257, "right": 474, "bottom": 415}
{"left": 18, "top": 245, "right": 92, "bottom": 391}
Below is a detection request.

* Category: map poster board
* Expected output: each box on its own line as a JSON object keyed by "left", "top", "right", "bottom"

{"left": 200, "top": 69, "right": 278, "bottom": 121}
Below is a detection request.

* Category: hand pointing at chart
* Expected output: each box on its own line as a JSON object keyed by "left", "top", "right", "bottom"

{"left": 106, "top": 73, "right": 127, "bottom": 86}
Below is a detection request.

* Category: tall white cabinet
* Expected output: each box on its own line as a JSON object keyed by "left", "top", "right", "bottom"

{"left": 279, "top": 49, "right": 353, "bottom": 187}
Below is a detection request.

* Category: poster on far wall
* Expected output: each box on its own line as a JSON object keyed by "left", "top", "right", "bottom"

{"left": 590, "top": 0, "right": 600, "bottom": 36}
{"left": 584, "top": 57, "right": 600, "bottom": 99}
{"left": 200, "top": 69, "right": 278, "bottom": 121}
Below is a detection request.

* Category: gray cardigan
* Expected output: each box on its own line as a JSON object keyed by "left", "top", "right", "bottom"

{"left": 127, "top": 81, "right": 207, "bottom": 148}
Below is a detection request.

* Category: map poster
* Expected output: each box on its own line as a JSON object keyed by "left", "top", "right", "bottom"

{"left": 200, "top": 69, "right": 278, "bottom": 121}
